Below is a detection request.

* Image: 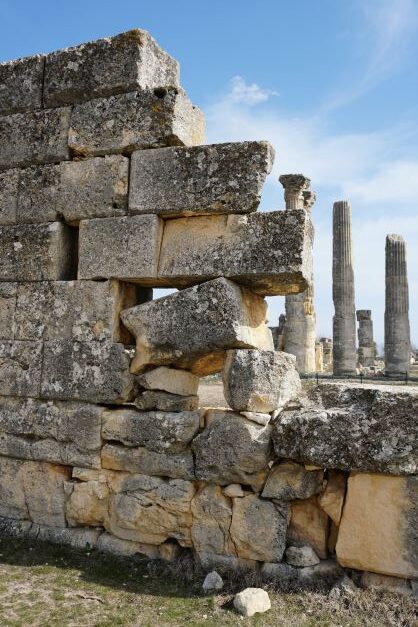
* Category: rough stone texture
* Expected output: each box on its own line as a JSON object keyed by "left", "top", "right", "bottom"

{"left": 32, "top": 525, "right": 101, "bottom": 549}
{"left": 158, "top": 210, "right": 313, "bottom": 296}
{"left": 192, "top": 410, "right": 271, "bottom": 489}
{"left": 0, "top": 107, "right": 71, "bottom": 170}
{"left": 0, "top": 341, "right": 42, "bottom": 397}
{"left": 233, "top": 588, "right": 271, "bottom": 617}
{"left": 18, "top": 156, "right": 129, "bottom": 224}
{"left": 136, "top": 367, "right": 199, "bottom": 396}
{"left": 191, "top": 484, "right": 235, "bottom": 557}
{"left": 223, "top": 484, "right": 245, "bottom": 498}
{"left": 336, "top": 473, "right": 418, "bottom": 579}
{"left": 134, "top": 391, "right": 199, "bottom": 412}
{"left": 0, "top": 283, "right": 17, "bottom": 339}
{"left": 318, "top": 471, "right": 347, "bottom": 525}
{"left": 240, "top": 411, "right": 271, "bottom": 425}
{"left": 78, "top": 214, "right": 163, "bottom": 282}
{"left": 65, "top": 478, "right": 108, "bottom": 527}
{"left": 129, "top": 141, "right": 274, "bottom": 217}
{"left": 0, "top": 54, "right": 44, "bottom": 116}
{"left": 0, "top": 222, "right": 77, "bottom": 281}
{"left": 96, "top": 533, "right": 160, "bottom": 558}
{"left": 41, "top": 341, "right": 135, "bottom": 404}
{"left": 261, "top": 462, "right": 323, "bottom": 500}
{"left": 223, "top": 349, "right": 301, "bottom": 413}
{"left": 101, "top": 444, "right": 194, "bottom": 480}
{"left": 361, "top": 572, "right": 413, "bottom": 595}
{"left": 273, "top": 382, "right": 418, "bottom": 474}
{"left": 356, "top": 310, "right": 374, "bottom": 368}
{"left": 287, "top": 496, "right": 329, "bottom": 559}
{"left": 202, "top": 571, "right": 224, "bottom": 592}
{"left": 12, "top": 280, "right": 140, "bottom": 343}
{"left": 385, "top": 235, "right": 410, "bottom": 375}
{"left": 230, "top": 495, "right": 289, "bottom": 562}
{"left": 122, "top": 278, "right": 273, "bottom": 375}
{"left": 260, "top": 562, "right": 298, "bottom": 582}
{"left": 68, "top": 89, "right": 204, "bottom": 157}
{"left": 284, "top": 288, "right": 317, "bottom": 373}
{"left": 0, "top": 397, "right": 102, "bottom": 468}
{"left": 0, "top": 168, "right": 18, "bottom": 224}
{"left": 0, "top": 457, "right": 70, "bottom": 527}
{"left": 44, "top": 29, "right": 180, "bottom": 107}
{"left": 101, "top": 408, "right": 200, "bottom": 453}
{"left": 286, "top": 545, "right": 320, "bottom": 567}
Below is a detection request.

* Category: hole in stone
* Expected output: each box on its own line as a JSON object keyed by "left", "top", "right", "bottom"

{"left": 153, "top": 88, "right": 167, "bottom": 99}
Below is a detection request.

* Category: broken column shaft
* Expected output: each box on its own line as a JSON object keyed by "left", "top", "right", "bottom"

{"left": 356, "top": 310, "right": 374, "bottom": 368}
{"left": 385, "top": 234, "right": 410, "bottom": 375}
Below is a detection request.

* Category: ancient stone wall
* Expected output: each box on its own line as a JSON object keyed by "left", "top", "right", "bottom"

{"left": 0, "top": 30, "right": 416, "bottom": 588}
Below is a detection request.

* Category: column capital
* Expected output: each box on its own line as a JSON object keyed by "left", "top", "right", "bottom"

{"left": 279, "top": 173, "right": 311, "bottom": 210}
{"left": 303, "top": 190, "right": 316, "bottom": 211}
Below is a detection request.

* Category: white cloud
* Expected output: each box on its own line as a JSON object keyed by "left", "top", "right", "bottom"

{"left": 225, "top": 76, "right": 278, "bottom": 106}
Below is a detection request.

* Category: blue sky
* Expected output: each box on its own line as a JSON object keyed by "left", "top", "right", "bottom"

{"left": 1, "top": 0, "right": 417, "bottom": 346}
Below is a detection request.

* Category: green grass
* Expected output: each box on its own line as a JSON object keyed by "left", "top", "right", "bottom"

{"left": 0, "top": 536, "right": 415, "bottom": 626}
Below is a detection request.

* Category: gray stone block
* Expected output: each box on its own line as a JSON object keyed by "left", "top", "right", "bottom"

{"left": 0, "top": 169, "right": 18, "bottom": 225}
{"left": 0, "top": 54, "right": 44, "bottom": 116}
{"left": 0, "top": 107, "right": 71, "bottom": 170}
{"left": 129, "top": 141, "right": 274, "bottom": 217}
{"left": 68, "top": 89, "right": 204, "bottom": 157}
{"left": 0, "top": 340, "right": 42, "bottom": 397}
{"left": 121, "top": 277, "right": 274, "bottom": 374}
{"left": 101, "top": 443, "right": 195, "bottom": 480}
{"left": 41, "top": 340, "right": 135, "bottom": 404}
{"left": 0, "top": 222, "right": 77, "bottom": 281}
{"left": 78, "top": 215, "right": 163, "bottom": 282}
{"left": 134, "top": 390, "right": 199, "bottom": 411}
{"left": 0, "top": 283, "right": 17, "bottom": 339}
{"left": 158, "top": 210, "right": 313, "bottom": 296}
{"left": 17, "top": 155, "right": 129, "bottom": 224}
{"left": 44, "top": 29, "right": 180, "bottom": 107}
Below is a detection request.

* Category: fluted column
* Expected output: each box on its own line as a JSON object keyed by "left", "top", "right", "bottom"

{"left": 280, "top": 174, "right": 316, "bottom": 372}
{"left": 356, "top": 310, "right": 374, "bottom": 367}
{"left": 385, "top": 234, "right": 410, "bottom": 375}
{"left": 332, "top": 200, "right": 357, "bottom": 374}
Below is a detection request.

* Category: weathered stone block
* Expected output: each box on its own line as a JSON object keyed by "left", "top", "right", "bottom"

{"left": 44, "top": 29, "right": 179, "bottom": 107}
{"left": 0, "top": 107, "right": 71, "bottom": 170}
{"left": 78, "top": 215, "right": 163, "bottom": 282}
{"left": 336, "top": 473, "right": 418, "bottom": 579}
{"left": 223, "top": 349, "right": 301, "bottom": 413}
{"left": 287, "top": 496, "right": 329, "bottom": 559}
{"left": 96, "top": 533, "right": 161, "bottom": 559}
{"left": 68, "top": 89, "right": 204, "bottom": 157}
{"left": 0, "top": 283, "right": 17, "bottom": 339}
{"left": 101, "top": 408, "right": 200, "bottom": 453}
{"left": 191, "top": 484, "right": 235, "bottom": 557}
{"left": 134, "top": 390, "right": 199, "bottom": 412}
{"left": 158, "top": 210, "right": 313, "bottom": 295}
{"left": 273, "top": 383, "right": 418, "bottom": 474}
{"left": 13, "top": 280, "right": 140, "bottom": 343}
{"left": 136, "top": 366, "right": 199, "bottom": 396}
{"left": 18, "top": 155, "right": 129, "bottom": 224}
{"left": 41, "top": 340, "right": 135, "bottom": 404}
{"left": 0, "top": 222, "right": 77, "bottom": 281}
{"left": 0, "top": 169, "right": 18, "bottom": 224}
{"left": 0, "top": 341, "right": 42, "bottom": 397}
{"left": 192, "top": 410, "right": 271, "bottom": 489}
{"left": 0, "top": 54, "right": 44, "bottom": 115}
{"left": 66, "top": 478, "right": 109, "bottom": 527}
{"left": 121, "top": 278, "right": 274, "bottom": 374}
{"left": 101, "top": 444, "right": 195, "bottom": 480}
{"left": 129, "top": 141, "right": 274, "bottom": 217}
{"left": 261, "top": 462, "right": 323, "bottom": 500}
{"left": 318, "top": 471, "right": 346, "bottom": 526}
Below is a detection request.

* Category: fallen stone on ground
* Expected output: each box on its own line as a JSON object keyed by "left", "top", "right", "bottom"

{"left": 202, "top": 570, "right": 224, "bottom": 593}
{"left": 233, "top": 588, "right": 271, "bottom": 617}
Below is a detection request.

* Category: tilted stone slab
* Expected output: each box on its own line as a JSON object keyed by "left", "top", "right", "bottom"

{"left": 158, "top": 210, "right": 313, "bottom": 296}
{"left": 68, "top": 89, "right": 205, "bottom": 157}
{"left": 102, "top": 444, "right": 195, "bottom": 480}
{"left": 0, "top": 341, "right": 42, "bottom": 397}
{"left": 273, "top": 382, "right": 418, "bottom": 474}
{"left": 0, "top": 54, "right": 44, "bottom": 116}
{"left": 17, "top": 155, "right": 129, "bottom": 224}
{"left": 13, "top": 279, "right": 142, "bottom": 343}
{"left": 41, "top": 340, "right": 135, "bottom": 404}
{"left": 128, "top": 141, "right": 274, "bottom": 217}
{"left": 0, "top": 107, "right": 71, "bottom": 170}
{"left": 121, "top": 277, "right": 274, "bottom": 374}
{"left": 43, "top": 29, "right": 180, "bottom": 107}
{"left": 0, "top": 169, "right": 18, "bottom": 225}
{"left": 78, "top": 215, "right": 163, "bottom": 282}
{"left": 0, "top": 397, "right": 102, "bottom": 468}
{"left": 0, "top": 283, "right": 17, "bottom": 339}
{"left": 0, "top": 222, "right": 77, "bottom": 281}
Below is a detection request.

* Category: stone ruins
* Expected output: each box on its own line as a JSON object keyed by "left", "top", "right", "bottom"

{"left": 0, "top": 29, "right": 416, "bottom": 589}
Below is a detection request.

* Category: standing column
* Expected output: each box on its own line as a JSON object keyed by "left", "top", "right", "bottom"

{"left": 279, "top": 174, "right": 316, "bottom": 372}
{"left": 332, "top": 200, "right": 357, "bottom": 375}
{"left": 385, "top": 234, "right": 410, "bottom": 375}
{"left": 356, "top": 310, "right": 374, "bottom": 367}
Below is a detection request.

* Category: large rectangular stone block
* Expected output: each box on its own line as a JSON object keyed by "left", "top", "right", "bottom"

{"left": 0, "top": 169, "right": 18, "bottom": 225}
{"left": 158, "top": 211, "right": 313, "bottom": 296}
{"left": 128, "top": 141, "right": 274, "bottom": 217}
{"left": 68, "top": 89, "right": 204, "bottom": 157}
{"left": 13, "top": 279, "right": 142, "bottom": 343}
{"left": 0, "top": 340, "right": 42, "bottom": 397}
{"left": 41, "top": 340, "right": 135, "bottom": 404}
{"left": 78, "top": 215, "right": 163, "bottom": 282}
{"left": 0, "top": 107, "right": 71, "bottom": 170}
{"left": 101, "top": 444, "right": 195, "bottom": 480}
{"left": 44, "top": 29, "right": 180, "bottom": 107}
{"left": 17, "top": 155, "right": 129, "bottom": 224}
{"left": 0, "top": 397, "right": 102, "bottom": 468}
{"left": 121, "top": 277, "right": 274, "bottom": 374}
{"left": 0, "top": 222, "right": 77, "bottom": 281}
{"left": 0, "top": 54, "right": 44, "bottom": 116}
